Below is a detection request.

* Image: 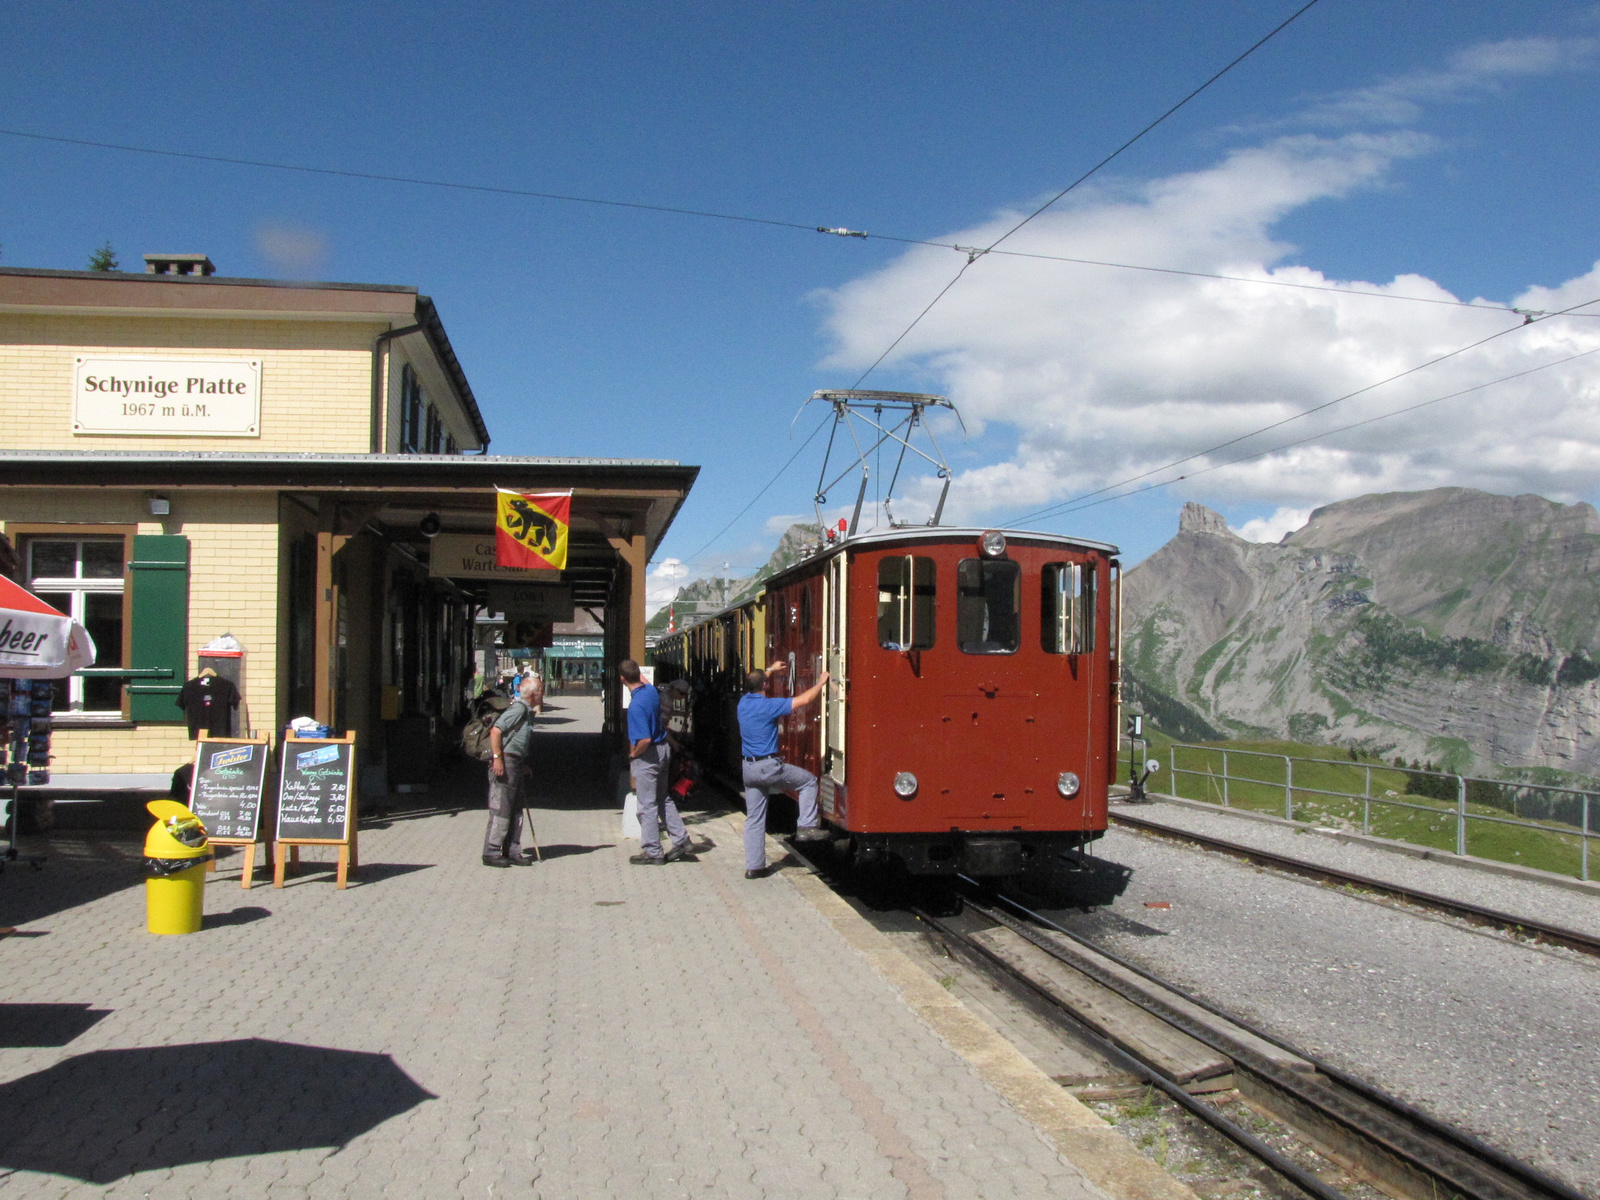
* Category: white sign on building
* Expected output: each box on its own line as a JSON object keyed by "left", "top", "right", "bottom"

{"left": 428, "top": 533, "right": 561, "bottom": 581}
{"left": 73, "top": 356, "right": 261, "bottom": 437}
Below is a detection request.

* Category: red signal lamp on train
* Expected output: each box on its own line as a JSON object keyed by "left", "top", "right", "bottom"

{"left": 978, "top": 530, "right": 1007, "bottom": 558}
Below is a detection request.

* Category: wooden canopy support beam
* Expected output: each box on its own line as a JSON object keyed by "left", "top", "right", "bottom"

{"left": 607, "top": 533, "right": 648, "bottom": 665}
{"left": 312, "top": 528, "right": 353, "bottom": 727}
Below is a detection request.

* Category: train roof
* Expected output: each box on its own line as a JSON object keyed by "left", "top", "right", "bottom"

{"left": 760, "top": 526, "right": 1118, "bottom": 588}
{"left": 827, "top": 526, "right": 1119, "bottom": 556}
{"left": 658, "top": 526, "right": 1120, "bottom": 640}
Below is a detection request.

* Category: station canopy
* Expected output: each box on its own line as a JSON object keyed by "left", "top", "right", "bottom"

{"left": 0, "top": 450, "right": 698, "bottom": 614}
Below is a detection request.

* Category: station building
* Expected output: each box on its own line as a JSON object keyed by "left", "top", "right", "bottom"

{"left": 0, "top": 257, "right": 696, "bottom": 786}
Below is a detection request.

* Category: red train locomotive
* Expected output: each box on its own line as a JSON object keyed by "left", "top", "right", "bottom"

{"left": 654, "top": 525, "right": 1120, "bottom": 880}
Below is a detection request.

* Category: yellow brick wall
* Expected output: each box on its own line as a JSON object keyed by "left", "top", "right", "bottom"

{"left": 0, "top": 313, "right": 385, "bottom": 453}
{"left": 2, "top": 490, "right": 280, "bottom": 776}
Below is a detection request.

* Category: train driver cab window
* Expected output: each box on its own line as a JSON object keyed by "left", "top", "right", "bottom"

{"left": 1042, "top": 562, "right": 1097, "bottom": 654}
{"left": 877, "top": 556, "right": 935, "bottom": 650}
{"left": 956, "top": 559, "right": 1021, "bottom": 654}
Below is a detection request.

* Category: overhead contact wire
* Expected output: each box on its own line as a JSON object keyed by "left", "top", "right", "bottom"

{"left": 1012, "top": 291, "right": 1600, "bottom": 527}
{"left": 0, "top": 126, "right": 824, "bottom": 235}
{"left": 683, "top": 415, "right": 830, "bottom": 568}
{"left": 848, "top": 0, "right": 1325, "bottom": 388}
{"left": 1047, "top": 340, "right": 1600, "bottom": 521}
{"left": 2, "top": 125, "right": 1572, "bottom": 320}
{"left": 987, "top": 0, "right": 1325, "bottom": 253}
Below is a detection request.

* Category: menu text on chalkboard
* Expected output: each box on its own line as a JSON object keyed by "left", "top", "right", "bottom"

{"left": 275, "top": 737, "right": 354, "bottom": 843}
{"left": 188, "top": 738, "right": 270, "bottom": 841}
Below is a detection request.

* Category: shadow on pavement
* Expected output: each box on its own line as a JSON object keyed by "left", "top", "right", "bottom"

{"left": 0, "top": 1003, "right": 112, "bottom": 1048}
{"left": 201, "top": 906, "right": 272, "bottom": 929}
{"left": 0, "top": 834, "right": 144, "bottom": 928}
{"left": 0, "top": 1039, "right": 435, "bottom": 1182}
{"left": 528, "top": 843, "right": 613, "bottom": 861}
{"left": 361, "top": 804, "right": 475, "bottom": 829}
{"left": 274, "top": 863, "right": 433, "bottom": 888}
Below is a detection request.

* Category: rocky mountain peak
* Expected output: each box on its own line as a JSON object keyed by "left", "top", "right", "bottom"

{"left": 1178, "top": 502, "right": 1236, "bottom": 537}
{"left": 1123, "top": 486, "right": 1600, "bottom": 778}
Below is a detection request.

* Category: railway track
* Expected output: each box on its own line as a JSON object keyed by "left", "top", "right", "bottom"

{"left": 783, "top": 836, "right": 1589, "bottom": 1200}
{"left": 1109, "top": 809, "right": 1600, "bottom": 959}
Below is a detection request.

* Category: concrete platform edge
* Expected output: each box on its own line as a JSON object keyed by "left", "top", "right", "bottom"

{"left": 1113, "top": 789, "right": 1600, "bottom": 898}
{"left": 742, "top": 817, "right": 1200, "bottom": 1200}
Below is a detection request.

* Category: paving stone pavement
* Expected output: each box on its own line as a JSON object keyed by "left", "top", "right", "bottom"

{"left": 0, "top": 699, "right": 1119, "bottom": 1199}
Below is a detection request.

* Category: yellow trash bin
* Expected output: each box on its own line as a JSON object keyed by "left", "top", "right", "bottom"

{"left": 144, "top": 799, "right": 212, "bottom": 935}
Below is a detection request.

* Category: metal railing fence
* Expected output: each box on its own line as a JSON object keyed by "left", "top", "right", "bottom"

{"left": 1124, "top": 740, "right": 1597, "bottom": 882}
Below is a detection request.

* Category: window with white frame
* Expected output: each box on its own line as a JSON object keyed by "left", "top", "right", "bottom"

{"left": 26, "top": 538, "right": 126, "bottom": 714}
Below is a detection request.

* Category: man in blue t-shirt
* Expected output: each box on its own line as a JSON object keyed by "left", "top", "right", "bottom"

{"left": 622, "top": 659, "right": 698, "bottom": 865}
{"left": 737, "top": 662, "right": 831, "bottom": 879}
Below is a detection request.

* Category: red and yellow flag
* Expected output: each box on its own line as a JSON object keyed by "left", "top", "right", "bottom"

{"left": 495, "top": 490, "right": 571, "bottom": 570}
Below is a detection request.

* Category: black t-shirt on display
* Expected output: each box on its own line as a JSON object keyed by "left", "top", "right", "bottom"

{"left": 176, "top": 674, "right": 240, "bottom": 738}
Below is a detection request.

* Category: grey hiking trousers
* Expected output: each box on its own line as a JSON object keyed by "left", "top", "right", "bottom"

{"left": 631, "top": 742, "right": 690, "bottom": 859}
{"left": 484, "top": 756, "right": 526, "bottom": 858}
{"left": 741, "top": 757, "right": 819, "bottom": 871}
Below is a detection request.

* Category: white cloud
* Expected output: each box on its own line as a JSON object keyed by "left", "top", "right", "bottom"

{"left": 646, "top": 557, "right": 688, "bottom": 614}
{"left": 1233, "top": 507, "right": 1311, "bottom": 543}
{"left": 1294, "top": 36, "right": 1595, "bottom": 128}
{"left": 815, "top": 37, "right": 1600, "bottom": 527}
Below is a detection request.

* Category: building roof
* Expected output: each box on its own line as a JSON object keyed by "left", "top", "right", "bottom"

{"left": 0, "top": 266, "right": 489, "bottom": 449}
{"left": 0, "top": 450, "right": 700, "bottom": 569}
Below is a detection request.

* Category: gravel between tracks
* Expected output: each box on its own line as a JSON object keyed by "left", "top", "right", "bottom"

{"left": 1044, "top": 827, "right": 1600, "bottom": 1195}
{"left": 1121, "top": 798, "right": 1600, "bottom": 940}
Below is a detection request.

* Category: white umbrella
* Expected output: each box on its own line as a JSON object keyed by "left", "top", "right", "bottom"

{"left": 0, "top": 575, "right": 96, "bottom": 679}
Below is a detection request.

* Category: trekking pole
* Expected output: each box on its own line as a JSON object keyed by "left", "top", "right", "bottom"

{"left": 521, "top": 807, "right": 542, "bottom": 861}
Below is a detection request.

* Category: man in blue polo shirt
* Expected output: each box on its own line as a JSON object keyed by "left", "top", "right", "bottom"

{"left": 622, "top": 659, "right": 698, "bottom": 865}
{"left": 737, "top": 661, "right": 831, "bottom": 879}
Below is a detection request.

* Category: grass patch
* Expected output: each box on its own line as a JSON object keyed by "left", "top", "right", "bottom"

{"left": 1118, "top": 735, "right": 1598, "bottom": 879}
{"left": 1119, "top": 1087, "right": 1160, "bottom": 1121}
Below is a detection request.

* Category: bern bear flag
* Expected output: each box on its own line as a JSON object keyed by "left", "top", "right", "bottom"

{"left": 495, "top": 490, "right": 571, "bottom": 571}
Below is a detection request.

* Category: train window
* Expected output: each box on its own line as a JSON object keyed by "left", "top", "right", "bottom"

{"left": 877, "top": 556, "right": 935, "bottom": 650}
{"left": 1042, "top": 562, "right": 1097, "bottom": 654}
{"left": 1081, "top": 563, "right": 1096, "bottom": 653}
{"left": 800, "top": 588, "right": 812, "bottom": 639}
{"left": 1043, "top": 564, "right": 1072, "bottom": 653}
{"left": 1043, "top": 566, "right": 1094, "bottom": 659}
{"left": 957, "top": 559, "right": 1020, "bottom": 654}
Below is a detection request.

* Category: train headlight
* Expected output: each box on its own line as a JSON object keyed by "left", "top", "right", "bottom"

{"left": 979, "top": 530, "right": 1007, "bottom": 558}
{"left": 892, "top": 771, "right": 919, "bottom": 798}
{"left": 1056, "top": 771, "right": 1081, "bottom": 797}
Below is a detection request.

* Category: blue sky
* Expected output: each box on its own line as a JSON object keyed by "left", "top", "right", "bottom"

{"left": 4, "top": 2, "right": 1600, "bottom": 603}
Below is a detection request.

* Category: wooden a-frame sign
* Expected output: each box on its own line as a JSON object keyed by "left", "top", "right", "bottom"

{"left": 186, "top": 736, "right": 272, "bottom": 889}
{"left": 273, "top": 732, "right": 359, "bottom": 889}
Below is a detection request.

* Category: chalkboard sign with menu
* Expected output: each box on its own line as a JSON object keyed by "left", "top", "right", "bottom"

{"left": 188, "top": 738, "right": 270, "bottom": 841}
{"left": 274, "top": 736, "right": 354, "bottom": 843}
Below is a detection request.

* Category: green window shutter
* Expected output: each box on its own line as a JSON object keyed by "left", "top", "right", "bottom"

{"left": 128, "top": 534, "right": 189, "bottom": 722}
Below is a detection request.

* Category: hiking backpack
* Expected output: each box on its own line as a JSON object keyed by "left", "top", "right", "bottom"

{"left": 462, "top": 697, "right": 525, "bottom": 761}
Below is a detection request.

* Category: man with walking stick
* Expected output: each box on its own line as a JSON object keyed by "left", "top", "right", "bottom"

{"left": 484, "top": 674, "right": 542, "bottom": 867}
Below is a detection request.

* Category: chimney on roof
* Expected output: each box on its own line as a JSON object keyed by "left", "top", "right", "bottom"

{"left": 143, "top": 253, "right": 216, "bottom": 277}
